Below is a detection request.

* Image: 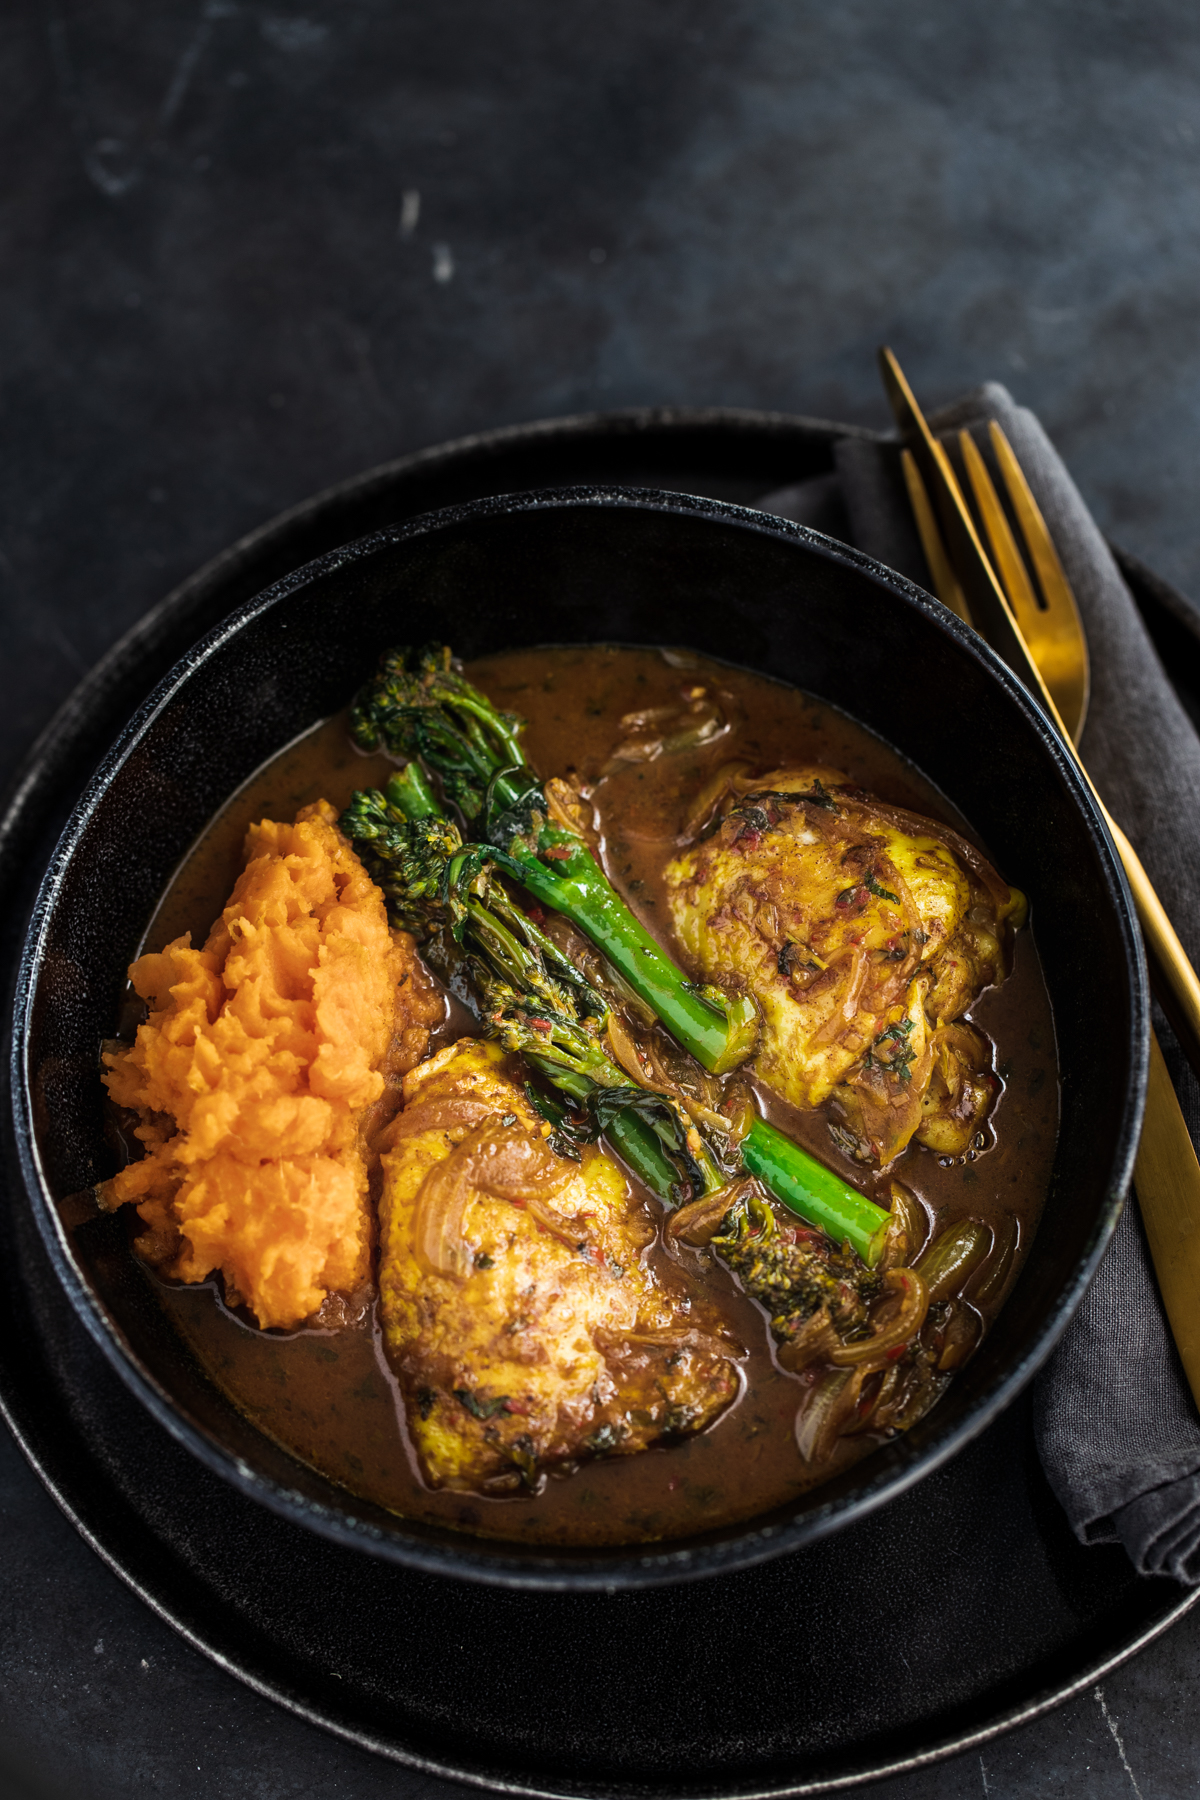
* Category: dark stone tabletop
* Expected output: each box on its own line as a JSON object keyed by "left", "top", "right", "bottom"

{"left": 5, "top": 1, "right": 1200, "bottom": 1793}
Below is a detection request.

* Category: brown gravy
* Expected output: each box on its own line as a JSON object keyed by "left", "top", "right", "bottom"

{"left": 138, "top": 645, "right": 1059, "bottom": 1547}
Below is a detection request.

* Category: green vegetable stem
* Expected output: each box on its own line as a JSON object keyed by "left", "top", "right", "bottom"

{"left": 346, "top": 644, "right": 892, "bottom": 1266}
{"left": 741, "top": 1117, "right": 890, "bottom": 1266}
{"left": 351, "top": 644, "right": 758, "bottom": 1076}
{"left": 490, "top": 828, "right": 759, "bottom": 1077}
{"left": 341, "top": 772, "right": 724, "bottom": 1208}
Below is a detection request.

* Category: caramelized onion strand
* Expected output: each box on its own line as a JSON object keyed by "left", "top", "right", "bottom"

{"left": 827, "top": 1267, "right": 929, "bottom": 1371}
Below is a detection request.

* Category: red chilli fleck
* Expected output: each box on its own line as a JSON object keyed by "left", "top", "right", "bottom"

{"left": 542, "top": 844, "right": 573, "bottom": 861}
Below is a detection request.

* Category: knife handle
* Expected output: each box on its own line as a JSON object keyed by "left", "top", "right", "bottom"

{"left": 1136, "top": 1029, "right": 1200, "bottom": 1412}
{"left": 1104, "top": 812, "right": 1200, "bottom": 1082}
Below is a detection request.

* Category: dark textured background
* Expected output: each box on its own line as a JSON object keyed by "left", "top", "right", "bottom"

{"left": 5, "top": 0, "right": 1200, "bottom": 1794}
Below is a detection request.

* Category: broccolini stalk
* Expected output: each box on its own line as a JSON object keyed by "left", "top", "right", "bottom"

{"left": 488, "top": 827, "right": 760, "bottom": 1078}
{"left": 741, "top": 1118, "right": 891, "bottom": 1267}
{"left": 341, "top": 773, "right": 723, "bottom": 1205}
{"left": 350, "top": 646, "right": 757, "bottom": 1077}
{"left": 347, "top": 652, "right": 892, "bottom": 1266}
{"left": 518, "top": 1078, "right": 687, "bottom": 1200}
{"left": 484, "top": 824, "right": 890, "bottom": 1260}
{"left": 386, "top": 757, "right": 441, "bottom": 820}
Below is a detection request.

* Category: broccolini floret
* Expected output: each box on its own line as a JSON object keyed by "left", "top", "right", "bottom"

{"left": 715, "top": 1193, "right": 879, "bottom": 1346}
{"left": 340, "top": 771, "right": 719, "bottom": 1204}
{"left": 345, "top": 644, "right": 893, "bottom": 1267}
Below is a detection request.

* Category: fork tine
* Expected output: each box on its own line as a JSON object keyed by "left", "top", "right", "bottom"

{"left": 900, "top": 448, "right": 972, "bottom": 626}
{"left": 989, "top": 422, "right": 1073, "bottom": 608}
{"left": 958, "top": 430, "right": 1042, "bottom": 634}
{"left": 989, "top": 421, "right": 1091, "bottom": 741}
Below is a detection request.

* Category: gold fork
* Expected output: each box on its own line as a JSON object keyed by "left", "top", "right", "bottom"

{"left": 903, "top": 421, "right": 1090, "bottom": 738}
{"left": 882, "top": 349, "right": 1200, "bottom": 1081}
{"left": 960, "top": 426, "right": 1091, "bottom": 744}
{"left": 882, "top": 348, "right": 1200, "bottom": 1407}
{"left": 906, "top": 423, "right": 1090, "bottom": 740}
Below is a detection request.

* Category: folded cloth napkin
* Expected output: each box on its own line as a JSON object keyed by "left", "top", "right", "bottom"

{"left": 759, "top": 382, "right": 1200, "bottom": 1583}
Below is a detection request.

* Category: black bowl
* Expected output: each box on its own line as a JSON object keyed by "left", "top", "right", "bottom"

{"left": 10, "top": 486, "right": 1147, "bottom": 1592}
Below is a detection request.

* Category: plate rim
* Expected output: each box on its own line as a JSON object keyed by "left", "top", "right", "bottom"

{"left": 0, "top": 410, "right": 1185, "bottom": 1794}
{"left": 9, "top": 480, "right": 1146, "bottom": 1592}
{"left": 1, "top": 1364, "right": 1194, "bottom": 1800}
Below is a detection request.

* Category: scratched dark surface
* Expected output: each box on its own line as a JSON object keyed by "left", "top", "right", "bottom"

{"left": 5, "top": 1, "right": 1200, "bottom": 1795}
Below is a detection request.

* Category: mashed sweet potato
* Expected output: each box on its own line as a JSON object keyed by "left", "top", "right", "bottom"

{"left": 102, "top": 799, "right": 440, "bottom": 1329}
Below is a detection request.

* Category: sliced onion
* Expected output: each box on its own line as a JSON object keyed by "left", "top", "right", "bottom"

{"left": 720, "top": 1089, "right": 757, "bottom": 1146}
{"left": 411, "top": 1120, "right": 578, "bottom": 1279}
{"left": 795, "top": 1366, "right": 864, "bottom": 1463}
{"left": 660, "top": 711, "right": 726, "bottom": 755}
{"left": 873, "top": 848, "right": 923, "bottom": 970}
{"left": 606, "top": 1006, "right": 732, "bottom": 1131}
{"left": 809, "top": 944, "right": 869, "bottom": 1047}
{"left": 605, "top": 1012, "right": 654, "bottom": 1086}
{"left": 878, "top": 1181, "right": 928, "bottom": 1271}
{"left": 749, "top": 763, "right": 850, "bottom": 795}
{"left": 412, "top": 1158, "right": 475, "bottom": 1279}
{"left": 936, "top": 1302, "right": 982, "bottom": 1371}
{"left": 606, "top": 999, "right": 735, "bottom": 1142}
{"left": 601, "top": 1325, "right": 741, "bottom": 1362}
{"left": 777, "top": 1307, "right": 839, "bottom": 1372}
{"left": 470, "top": 1123, "right": 574, "bottom": 1199}
{"left": 930, "top": 1022, "right": 988, "bottom": 1078}
{"left": 387, "top": 1097, "right": 493, "bottom": 1142}
{"left": 667, "top": 1180, "right": 751, "bottom": 1245}
{"left": 524, "top": 1192, "right": 589, "bottom": 1248}
{"left": 543, "top": 776, "right": 594, "bottom": 840}
{"left": 845, "top": 1361, "right": 903, "bottom": 1434}
{"left": 840, "top": 944, "right": 871, "bottom": 1021}
{"left": 640, "top": 1037, "right": 729, "bottom": 1132}
{"left": 601, "top": 740, "right": 662, "bottom": 776}
{"left": 914, "top": 1220, "right": 990, "bottom": 1303}
{"left": 605, "top": 699, "right": 726, "bottom": 776}
{"left": 972, "top": 1213, "right": 1018, "bottom": 1305}
{"left": 828, "top": 1267, "right": 929, "bottom": 1371}
{"left": 682, "top": 760, "right": 754, "bottom": 839}
{"left": 619, "top": 705, "right": 681, "bottom": 731}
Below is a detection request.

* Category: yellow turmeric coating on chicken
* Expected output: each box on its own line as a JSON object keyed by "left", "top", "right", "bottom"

{"left": 665, "top": 768, "right": 1024, "bottom": 1167}
{"left": 378, "top": 1038, "right": 740, "bottom": 1493}
{"left": 102, "top": 800, "right": 438, "bottom": 1329}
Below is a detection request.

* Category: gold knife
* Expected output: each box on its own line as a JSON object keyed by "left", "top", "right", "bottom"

{"left": 880, "top": 348, "right": 1200, "bottom": 1088}
{"left": 1135, "top": 1035, "right": 1200, "bottom": 1392}
{"left": 880, "top": 348, "right": 1200, "bottom": 1409}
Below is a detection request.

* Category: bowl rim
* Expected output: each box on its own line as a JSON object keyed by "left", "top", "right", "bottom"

{"left": 9, "top": 482, "right": 1149, "bottom": 1591}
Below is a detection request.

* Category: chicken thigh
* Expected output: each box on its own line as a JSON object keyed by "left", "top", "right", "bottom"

{"left": 378, "top": 1038, "right": 741, "bottom": 1492}
{"left": 665, "top": 768, "right": 1024, "bottom": 1166}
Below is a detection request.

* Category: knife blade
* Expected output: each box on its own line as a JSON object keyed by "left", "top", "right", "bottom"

{"left": 879, "top": 346, "right": 1200, "bottom": 1412}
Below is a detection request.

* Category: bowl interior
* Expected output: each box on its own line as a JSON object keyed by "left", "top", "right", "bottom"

{"left": 12, "top": 488, "right": 1146, "bottom": 1588}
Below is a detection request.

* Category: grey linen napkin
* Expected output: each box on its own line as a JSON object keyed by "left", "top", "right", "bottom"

{"left": 759, "top": 383, "right": 1200, "bottom": 1583}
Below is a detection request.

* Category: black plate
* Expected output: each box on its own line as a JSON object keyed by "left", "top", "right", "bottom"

{"left": 12, "top": 484, "right": 1143, "bottom": 1590}
{"left": 0, "top": 409, "right": 1191, "bottom": 1793}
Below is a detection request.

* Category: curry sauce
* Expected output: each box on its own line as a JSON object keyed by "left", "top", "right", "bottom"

{"left": 134, "top": 645, "right": 1059, "bottom": 1547}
